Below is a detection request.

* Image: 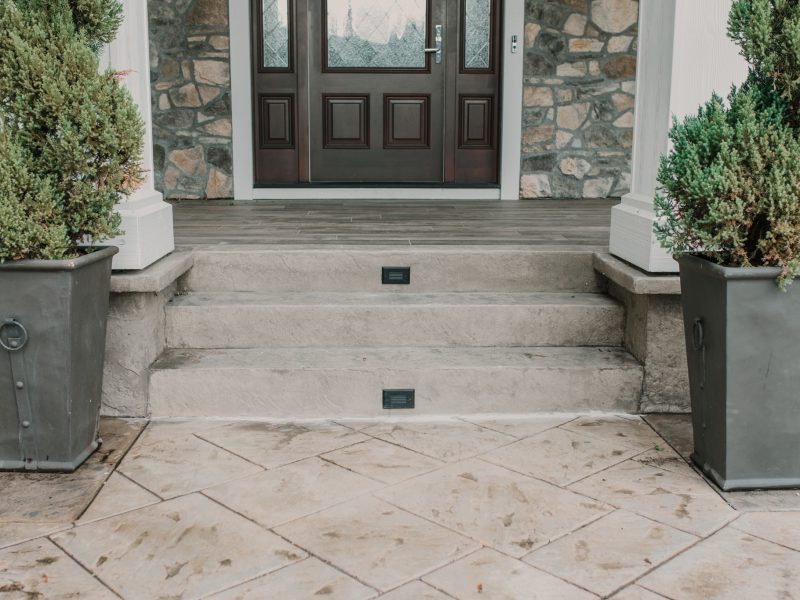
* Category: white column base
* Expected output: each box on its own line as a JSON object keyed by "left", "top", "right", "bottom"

{"left": 108, "top": 192, "right": 175, "bottom": 271}
{"left": 609, "top": 193, "right": 678, "bottom": 273}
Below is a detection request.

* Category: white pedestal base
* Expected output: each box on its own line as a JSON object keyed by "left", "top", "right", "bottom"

{"left": 609, "top": 193, "right": 678, "bottom": 273}
{"left": 109, "top": 192, "right": 175, "bottom": 271}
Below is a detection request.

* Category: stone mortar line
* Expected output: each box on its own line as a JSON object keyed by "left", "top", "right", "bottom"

{"left": 71, "top": 421, "right": 151, "bottom": 523}
{"left": 454, "top": 413, "right": 582, "bottom": 439}
{"left": 316, "top": 451, "right": 443, "bottom": 487}
{"left": 727, "top": 521, "right": 800, "bottom": 555}
{"left": 349, "top": 422, "right": 519, "bottom": 464}
{"left": 639, "top": 416, "right": 743, "bottom": 511}
{"left": 372, "top": 485, "right": 608, "bottom": 598}
{"left": 522, "top": 507, "right": 702, "bottom": 599}
{"left": 624, "top": 515, "right": 748, "bottom": 600}
{"left": 200, "top": 493, "right": 382, "bottom": 593}
{"left": 47, "top": 535, "right": 125, "bottom": 600}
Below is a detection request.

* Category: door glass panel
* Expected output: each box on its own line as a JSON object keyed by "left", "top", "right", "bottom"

{"left": 262, "top": 0, "right": 290, "bottom": 69}
{"left": 463, "top": 0, "right": 491, "bottom": 70}
{"left": 326, "top": 0, "right": 427, "bottom": 69}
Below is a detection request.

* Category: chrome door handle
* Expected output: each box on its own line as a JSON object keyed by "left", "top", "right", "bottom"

{"left": 424, "top": 25, "right": 442, "bottom": 64}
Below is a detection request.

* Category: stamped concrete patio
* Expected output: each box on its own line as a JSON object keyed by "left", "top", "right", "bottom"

{"left": 2, "top": 414, "right": 800, "bottom": 599}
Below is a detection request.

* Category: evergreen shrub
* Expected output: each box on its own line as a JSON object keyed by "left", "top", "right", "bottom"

{"left": 655, "top": 0, "right": 800, "bottom": 287}
{"left": 0, "top": 0, "right": 143, "bottom": 262}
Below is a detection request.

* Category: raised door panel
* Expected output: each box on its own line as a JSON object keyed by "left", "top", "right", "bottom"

{"left": 384, "top": 95, "right": 430, "bottom": 148}
{"left": 259, "top": 95, "right": 294, "bottom": 148}
{"left": 459, "top": 96, "right": 492, "bottom": 148}
{"left": 323, "top": 95, "right": 370, "bottom": 148}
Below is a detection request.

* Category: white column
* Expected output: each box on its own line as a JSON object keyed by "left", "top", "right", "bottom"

{"left": 101, "top": 0, "right": 174, "bottom": 271}
{"left": 609, "top": 0, "right": 747, "bottom": 272}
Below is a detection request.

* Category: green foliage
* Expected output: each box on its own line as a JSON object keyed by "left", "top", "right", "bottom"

{"left": 728, "top": 0, "right": 800, "bottom": 123}
{"left": 655, "top": 85, "right": 800, "bottom": 287}
{"left": 0, "top": 127, "right": 69, "bottom": 261}
{"left": 0, "top": 0, "right": 143, "bottom": 262}
{"left": 656, "top": 0, "right": 800, "bottom": 287}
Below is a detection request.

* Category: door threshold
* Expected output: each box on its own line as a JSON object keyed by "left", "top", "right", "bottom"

{"left": 250, "top": 187, "right": 502, "bottom": 201}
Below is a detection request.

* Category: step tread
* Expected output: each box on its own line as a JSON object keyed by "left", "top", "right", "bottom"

{"left": 153, "top": 346, "right": 641, "bottom": 371}
{"left": 168, "top": 291, "right": 620, "bottom": 308}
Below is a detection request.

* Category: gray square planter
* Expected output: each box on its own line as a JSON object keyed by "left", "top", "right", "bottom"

{"left": 0, "top": 247, "right": 118, "bottom": 472}
{"left": 679, "top": 254, "right": 800, "bottom": 490}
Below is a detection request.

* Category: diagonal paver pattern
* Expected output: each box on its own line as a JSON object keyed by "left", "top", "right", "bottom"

{"left": 2, "top": 415, "right": 800, "bottom": 599}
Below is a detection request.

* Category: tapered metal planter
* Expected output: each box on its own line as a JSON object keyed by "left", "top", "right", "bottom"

{"left": 679, "top": 254, "right": 800, "bottom": 490}
{"left": 0, "top": 247, "right": 118, "bottom": 472}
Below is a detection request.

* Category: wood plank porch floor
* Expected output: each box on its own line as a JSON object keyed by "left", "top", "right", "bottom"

{"left": 172, "top": 199, "right": 616, "bottom": 247}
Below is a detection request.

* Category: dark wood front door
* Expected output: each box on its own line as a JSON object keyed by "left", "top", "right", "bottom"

{"left": 252, "top": 0, "right": 501, "bottom": 185}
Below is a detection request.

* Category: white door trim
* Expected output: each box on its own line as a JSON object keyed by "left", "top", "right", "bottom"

{"left": 229, "top": 0, "right": 523, "bottom": 200}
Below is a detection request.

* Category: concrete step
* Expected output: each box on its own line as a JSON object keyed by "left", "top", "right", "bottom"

{"left": 149, "top": 346, "right": 643, "bottom": 418}
{"left": 182, "top": 246, "right": 604, "bottom": 293}
{"left": 165, "top": 291, "right": 624, "bottom": 348}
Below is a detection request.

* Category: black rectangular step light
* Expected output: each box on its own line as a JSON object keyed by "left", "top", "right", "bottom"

{"left": 382, "top": 267, "right": 411, "bottom": 285}
{"left": 383, "top": 389, "right": 415, "bottom": 410}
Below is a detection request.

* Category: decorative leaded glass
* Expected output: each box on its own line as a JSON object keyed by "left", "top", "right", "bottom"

{"left": 263, "top": 0, "right": 290, "bottom": 69}
{"left": 327, "top": 0, "right": 427, "bottom": 69}
{"left": 464, "top": 0, "right": 491, "bottom": 70}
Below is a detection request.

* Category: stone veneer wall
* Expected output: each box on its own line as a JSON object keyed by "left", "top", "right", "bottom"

{"left": 148, "top": 0, "right": 233, "bottom": 199}
{"left": 520, "top": 0, "right": 638, "bottom": 198}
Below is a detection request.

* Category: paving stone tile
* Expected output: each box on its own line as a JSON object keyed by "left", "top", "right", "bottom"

{"left": 274, "top": 496, "right": 479, "bottom": 592}
{"left": 731, "top": 511, "right": 800, "bottom": 551}
{"left": 118, "top": 432, "right": 262, "bottom": 498}
{"left": 208, "top": 557, "right": 377, "bottom": 599}
{"left": 199, "top": 421, "right": 369, "bottom": 469}
{"left": 0, "top": 418, "right": 143, "bottom": 526}
{"left": 137, "top": 418, "right": 236, "bottom": 443}
{"left": 362, "top": 421, "right": 515, "bottom": 462}
{"left": 204, "top": 457, "right": 380, "bottom": 528}
{"left": 609, "top": 585, "right": 667, "bottom": 599}
{"left": 643, "top": 414, "right": 693, "bottom": 459}
{"left": 525, "top": 510, "right": 697, "bottom": 596}
{"left": 0, "top": 522, "right": 71, "bottom": 551}
{"left": 482, "top": 427, "right": 640, "bottom": 486}
{"left": 378, "top": 458, "right": 610, "bottom": 556}
{"left": 632, "top": 447, "right": 697, "bottom": 477}
{"left": 90, "top": 417, "right": 148, "bottom": 464}
{"left": 721, "top": 488, "right": 800, "bottom": 512}
{"left": 569, "top": 460, "right": 738, "bottom": 537}
{"left": 423, "top": 548, "right": 597, "bottom": 599}
{"left": 459, "top": 414, "right": 574, "bottom": 438}
{"left": 77, "top": 473, "right": 160, "bottom": 523}
{"left": 0, "top": 464, "right": 112, "bottom": 524}
{"left": 561, "top": 415, "right": 663, "bottom": 449}
{"left": 378, "top": 581, "right": 451, "bottom": 599}
{"left": 639, "top": 526, "right": 800, "bottom": 600}
{"left": 52, "top": 493, "right": 306, "bottom": 600}
{"left": 321, "top": 439, "right": 443, "bottom": 484}
{"left": 0, "top": 538, "right": 115, "bottom": 599}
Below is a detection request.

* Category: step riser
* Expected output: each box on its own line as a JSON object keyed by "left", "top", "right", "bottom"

{"left": 149, "top": 367, "right": 642, "bottom": 418}
{"left": 184, "top": 250, "right": 603, "bottom": 293}
{"left": 166, "top": 303, "right": 624, "bottom": 348}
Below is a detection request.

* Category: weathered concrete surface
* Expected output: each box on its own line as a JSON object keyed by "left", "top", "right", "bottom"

{"left": 7, "top": 416, "right": 800, "bottom": 599}
{"left": 149, "top": 346, "right": 643, "bottom": 418}
{"left": 0, "top": 418, "right": 145, "bottom": 550}
{"left": 594, "top": 253, "right": 689, "bottom": 413}
{"left": 609, "top": 282, "right": 689, "bottom": 412}
{"left": 102, "top": 283, "right": 177, "bottom": 417}
{"left": 166, "top": 291, "right": 625, "bottom": 348}
{"left": 184, "top": 246, "right": 607, "bottom": 293}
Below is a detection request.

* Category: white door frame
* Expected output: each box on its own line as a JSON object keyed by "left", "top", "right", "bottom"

{"left": 229, "top": 0, "right": 524, "bottom": 200}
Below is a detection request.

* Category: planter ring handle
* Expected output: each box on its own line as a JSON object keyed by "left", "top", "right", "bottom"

{"left": 0, "top": 318, "right": 28, "bottom": 352}
{"left": 692, "top": 318, "right": 704, "bottom": 351}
